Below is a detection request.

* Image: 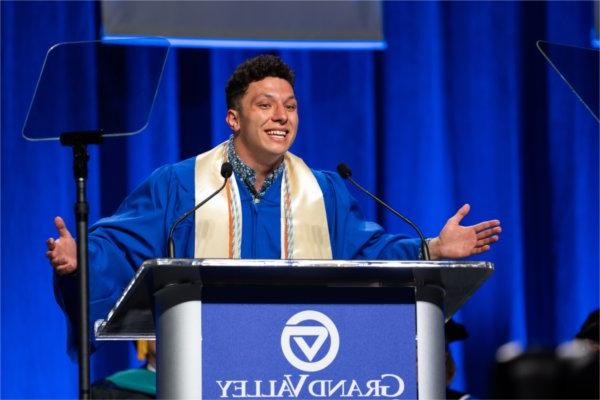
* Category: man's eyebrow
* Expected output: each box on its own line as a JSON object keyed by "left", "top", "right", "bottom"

{"left": 255, "top": 93, "right": 296, "bottom": 101}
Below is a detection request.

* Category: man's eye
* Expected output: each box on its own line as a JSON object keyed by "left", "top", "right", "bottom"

{"left": 286, "top": 104, "right": 297, "bottom": 111}
{"left": 258, "top": 103, "right": 270, "bottom": 109}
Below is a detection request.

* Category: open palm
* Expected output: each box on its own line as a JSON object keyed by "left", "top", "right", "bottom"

{"left": 431, "top": 204, "right": 501, "bottom": 259}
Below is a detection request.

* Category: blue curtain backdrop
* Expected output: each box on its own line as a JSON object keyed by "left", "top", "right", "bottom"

{"left": 1, "top": 1, "right": 597, "bottom": 398}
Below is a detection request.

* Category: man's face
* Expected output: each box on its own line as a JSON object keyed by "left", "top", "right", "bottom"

{"left": 226, "top": 77, "right": 298, "bottom": 170}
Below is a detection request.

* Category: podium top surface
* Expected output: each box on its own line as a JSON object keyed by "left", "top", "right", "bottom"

{"left": 95, "top": 259, "right": 493, "bottom": 340}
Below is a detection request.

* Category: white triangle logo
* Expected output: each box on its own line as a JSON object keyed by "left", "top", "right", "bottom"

{"left": 291, "top": 326, "right": 328, "bottom": 361}
{"left": 281, "top": 310, "right": 340, "bottom": 372}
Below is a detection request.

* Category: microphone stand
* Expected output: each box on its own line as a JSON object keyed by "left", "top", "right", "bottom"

{"left": 168, "top": 163, "right": 232, "bottom": 258}
{"left": 337, "top": 164, "right": 430, "bottom": 260}
{"left": 60, "top": 130, "right": 103, "bottom": 400}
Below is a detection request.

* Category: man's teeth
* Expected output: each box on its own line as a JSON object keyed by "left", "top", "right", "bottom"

{"left": 267, "top": 130, "right": 287, "bottom": 137}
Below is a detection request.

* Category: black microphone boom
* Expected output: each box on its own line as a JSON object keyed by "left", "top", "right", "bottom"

{"left": 336, "top": 163, "right": 430, "bottom": 260}
{"left": 167, "top": 162, "right": 233, "bottom": 258}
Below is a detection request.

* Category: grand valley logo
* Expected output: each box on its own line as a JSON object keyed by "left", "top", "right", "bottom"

{"left": 213, "top": 309, "right": 407, "bottom": 398}
{"left": 280, "top": 310, "right": 340, "bottom": 372}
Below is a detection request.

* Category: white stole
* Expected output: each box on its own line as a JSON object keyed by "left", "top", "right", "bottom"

{"left": 193, "top": 142, "right": 332, "bottom": 259}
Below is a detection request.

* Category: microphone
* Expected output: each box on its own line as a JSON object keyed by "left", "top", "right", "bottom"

{"left": 336, "top": 163, "right": 430, "bottom": 260}
{"left": 167, "top": 162, "right": 233, "bottom": 258}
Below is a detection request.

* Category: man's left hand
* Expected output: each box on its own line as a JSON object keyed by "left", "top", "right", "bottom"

{"left": 428, "top": 204, "right": 501, "bottom": 260}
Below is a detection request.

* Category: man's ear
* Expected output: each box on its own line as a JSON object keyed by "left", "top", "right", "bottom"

{"left": 226, "top": 109, "right": 240, "bottom": 132}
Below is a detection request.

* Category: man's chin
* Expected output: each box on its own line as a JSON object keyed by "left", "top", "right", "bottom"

{"left": 259, "top": 148, "right": 289, "bottom": 167}
{"left": 264, "top": 142, "right": 292, "bottom": 157}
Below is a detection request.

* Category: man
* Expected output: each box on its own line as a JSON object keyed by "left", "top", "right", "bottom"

{"left": 47, "top": 55, "right": 501, "bottom": 352}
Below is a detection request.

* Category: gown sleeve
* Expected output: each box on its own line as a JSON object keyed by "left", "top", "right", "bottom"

{"left": 53, "top": 162, "right": 194, "bottom": 357}
{"left": 313, "top": 170, "right": 421, "bottom": 260}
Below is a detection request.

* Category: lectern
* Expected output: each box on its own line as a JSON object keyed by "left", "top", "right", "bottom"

{"left": 95, "top": 259, "right": 493, "bottom": 399}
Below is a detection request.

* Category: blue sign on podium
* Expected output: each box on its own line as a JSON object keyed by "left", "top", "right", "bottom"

{"left": 203, "top": 302, "right": 417, "bottom": 399}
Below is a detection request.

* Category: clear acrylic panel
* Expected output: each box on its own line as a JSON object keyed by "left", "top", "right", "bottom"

{"left": 23, "top": 38, "right": 170, "bottom": 140}
{"left": 537, "top": 40, "right": 599, "bottom": 122}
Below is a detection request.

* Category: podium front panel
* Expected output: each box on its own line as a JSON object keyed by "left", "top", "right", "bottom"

{"left": 201, "top": 287, "right": 417, "bottom": 399}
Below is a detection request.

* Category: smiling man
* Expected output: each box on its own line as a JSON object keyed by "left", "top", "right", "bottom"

{"left": 47, "top": 55, "right": 501, "bottom": 353}
{"left": 226, "top": 67, "right": 298, "bottom": 187}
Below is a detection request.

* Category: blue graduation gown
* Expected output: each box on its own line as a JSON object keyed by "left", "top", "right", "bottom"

{"left": 54, "top": 156, "right": 420, "bottom": 355}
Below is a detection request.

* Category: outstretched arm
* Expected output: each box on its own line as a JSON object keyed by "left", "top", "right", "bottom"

{"left": 428, "top": 204, "right": 501, "bottom": 260}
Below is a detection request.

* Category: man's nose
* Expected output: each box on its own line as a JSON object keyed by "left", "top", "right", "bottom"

{"left": 271, "top": 104, "right": 288, "bottom": 123}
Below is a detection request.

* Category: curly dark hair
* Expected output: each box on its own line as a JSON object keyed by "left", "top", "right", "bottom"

{"left": 225, "top": 54, "right": 295, "bottom": 110}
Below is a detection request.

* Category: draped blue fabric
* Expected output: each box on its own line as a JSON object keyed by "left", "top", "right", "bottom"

{"left": 1, "top": 1, "right": 597, "bottom": 397}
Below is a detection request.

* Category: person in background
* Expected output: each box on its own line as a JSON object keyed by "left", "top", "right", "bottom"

{"left": 445, "top": 319, "right": 472, "bottom": 400}
{"left": 91, "top": 341, "right": 156, "bottom": 399}
{"left": 574, "top": 308, "right": 599, "bottom": 351}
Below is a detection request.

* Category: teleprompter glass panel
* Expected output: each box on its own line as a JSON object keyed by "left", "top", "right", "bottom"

{"left": 537, "top": 40, "right": 599, "bottom": 122}
{"left": 23, "top": 38, "right": 170, "bottom": 140}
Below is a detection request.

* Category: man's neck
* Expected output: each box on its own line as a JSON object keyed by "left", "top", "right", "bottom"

{"left": 252, "top": 160, "right": 282, "bottom": 191}
{"left": 232, "top": 139, "right": 283, "bottom": 189}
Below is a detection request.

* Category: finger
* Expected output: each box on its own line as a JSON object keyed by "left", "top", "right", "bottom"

{"left": 51, "top": 257, "right": 68, "bottom": 268}
{"left": 472, "top": 245, "right": 491, "bottom": 255}
{"left": 46, "top": 237, "right": 56, "bottom": 250}
{"left": 52, "top": 256, "right": 74, "bottom": 268}
{"left": 54, "top": 216, "right": 72, "bottom": 239}
{"left": 476, "top": 226, "right": 502, "bottom": 239}
{"left": 55, "top": 264, "right": 74, "bottom": 276}
{"left": 472, "top": 219, "right": 501, "bottom": 232}
{"left": 56, "top": 260, "right": 77, "bottom": 275}
{"left": 450, "top": 204, "right": 470, "bottom": 224}
{"left": 476, "top": 235, "right": 499, "bottom": 247}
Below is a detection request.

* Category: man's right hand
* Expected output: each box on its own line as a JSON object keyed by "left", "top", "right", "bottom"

{"left": 46, "top": 216, "right": 77, "bottom": 275}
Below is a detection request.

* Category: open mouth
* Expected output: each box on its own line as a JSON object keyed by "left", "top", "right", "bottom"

{"left": 266, "top": 129, "right": 288, "bottom": 138}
